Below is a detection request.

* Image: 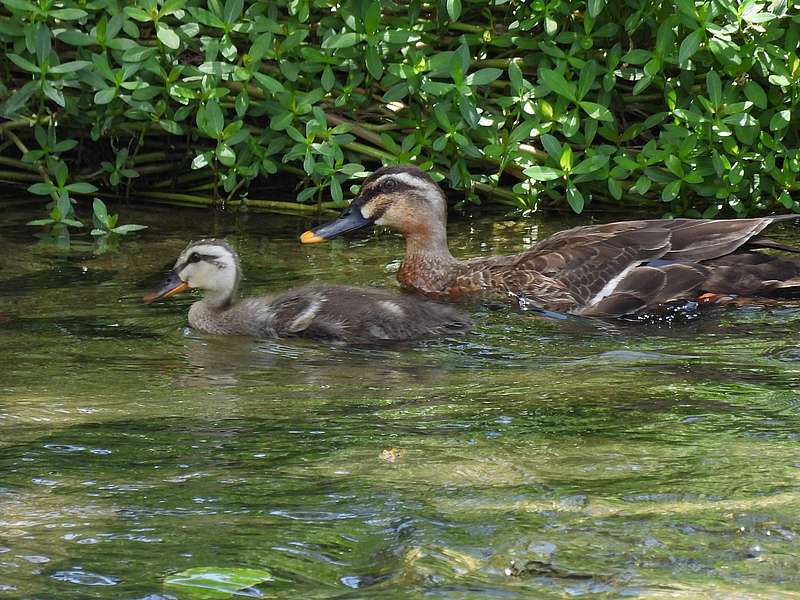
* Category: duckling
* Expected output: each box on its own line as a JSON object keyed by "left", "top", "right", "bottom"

{"left": 142, "top": 239, "right": 471, "bottom": 344}
{"left": 301, "top": 165, "right": 800, "bottom": 317}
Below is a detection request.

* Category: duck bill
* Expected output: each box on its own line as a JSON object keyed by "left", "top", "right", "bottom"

{"left": 142, "top": 271, "right": 189, "bottom": 304}
{"left": 300, "top": 205, "right": 374, "bottom": 243}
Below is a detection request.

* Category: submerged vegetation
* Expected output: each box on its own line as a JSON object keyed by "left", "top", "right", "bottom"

{"left": 1, "top": 0, "right": 800, "bottom": 230}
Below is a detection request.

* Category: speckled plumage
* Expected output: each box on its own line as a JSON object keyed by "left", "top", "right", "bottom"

{"left": 304, "top": 166, "right": 800, "bottom": 317}
{"left": 145, "top": 239, "right": 471, "bottom": 344}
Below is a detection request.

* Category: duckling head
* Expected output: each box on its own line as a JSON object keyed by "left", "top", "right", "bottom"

{"left": 143, "top": 239, "right": 241, "bottom": 308}
{"left": 301, "top": 165, "right": 447, "bottom": 243}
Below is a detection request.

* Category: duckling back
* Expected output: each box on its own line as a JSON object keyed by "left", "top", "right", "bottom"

{"left": 187, "top": 283, "right": 470, "bottom": 344}
{"left": 264, "top": 283, "right": 471, "bottom": 344}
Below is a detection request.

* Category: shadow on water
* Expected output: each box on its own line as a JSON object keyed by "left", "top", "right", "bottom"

{"left": 1, "top": 204, "right": 800, "bottom": 598}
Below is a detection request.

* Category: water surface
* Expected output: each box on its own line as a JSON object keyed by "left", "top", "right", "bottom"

{"left": 1, "top": 204, "right": 799, "bottom": 598}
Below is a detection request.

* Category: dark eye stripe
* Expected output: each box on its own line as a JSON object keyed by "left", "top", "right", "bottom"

{"left": 176, "top": 252, "right": 218, "bottom": 273}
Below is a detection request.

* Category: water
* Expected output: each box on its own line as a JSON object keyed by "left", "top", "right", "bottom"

{"left": 1, "top": 204, "right": 800, "bottom": 599}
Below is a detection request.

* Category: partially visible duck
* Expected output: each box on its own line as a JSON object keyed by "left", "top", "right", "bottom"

{"left": 300, "top": 165, "right": 800, "bottom": 317}
{"left": 143, "top": 239, "right": 471, "bottom": 344}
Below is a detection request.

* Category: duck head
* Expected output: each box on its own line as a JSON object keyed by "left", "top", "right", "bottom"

{"left": 143, "top": 239, "right": 241, "bottom": 308}
{"left": 301, "top": 165, "right": 448, "bottom": 243}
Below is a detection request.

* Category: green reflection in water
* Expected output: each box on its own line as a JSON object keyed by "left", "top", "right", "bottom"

{"left": 1, "top": 205, "right": 799, "bottom": 599}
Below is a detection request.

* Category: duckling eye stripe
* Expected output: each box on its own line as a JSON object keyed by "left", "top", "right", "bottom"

{"left": 175, "top": 253, "right": 219, "bottom": 272}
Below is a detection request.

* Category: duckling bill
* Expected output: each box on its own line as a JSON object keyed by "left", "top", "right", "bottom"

{"left": 143, "top": 239, "right": 471, "bottom": 344}
{"left": 301, "top": 165, "right": 800, "bottom": 317}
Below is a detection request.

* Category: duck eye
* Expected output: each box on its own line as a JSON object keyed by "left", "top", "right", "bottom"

{"left": 383, "top": 178, "right": 398, "bottom": 191}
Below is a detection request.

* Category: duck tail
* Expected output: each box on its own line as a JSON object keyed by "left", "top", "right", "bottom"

{"left": 747, "top": 237, "right": 800, "bottom": 254}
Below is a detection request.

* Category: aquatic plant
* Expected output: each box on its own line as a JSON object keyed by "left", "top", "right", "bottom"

{"left": 1, "top": 0, "right": 799, "bottom": 223}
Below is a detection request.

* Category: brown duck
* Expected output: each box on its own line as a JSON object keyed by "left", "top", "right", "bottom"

{"left": 301, "top": 165, "right": 800, "bottom": 317}
{"left": 143, "top": 239, "right": 470, "bottom": 344}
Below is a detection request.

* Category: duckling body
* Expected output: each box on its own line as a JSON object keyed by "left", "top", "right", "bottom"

{"left": 144, "top": 239, "right": 470, "bottom": 344}
{"left": 301, "top": 165, "right": 800, "bottom": 317}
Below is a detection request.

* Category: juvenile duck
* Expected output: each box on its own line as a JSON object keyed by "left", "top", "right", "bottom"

{"left": 301, "top": 165, "right": 800, "bottom": 317}
{"left": 143, "top": 239, "right": 471, "bottom": 344}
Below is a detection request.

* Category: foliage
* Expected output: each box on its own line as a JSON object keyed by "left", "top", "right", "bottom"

{"left": 1, "top": 0, "right": 799, "bottom": 219}
{"left": 164, "top": 566, "right": 273, "bottom": 599}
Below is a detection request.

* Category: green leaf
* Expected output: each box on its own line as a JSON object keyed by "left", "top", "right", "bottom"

{"left": 111, "top": 224, "right": 148, "bottom": 234}
{"left": 706, "top": 70, "right": 722, "bottom": 109}
{"left": 622, "top": 49, "right": 652, "bottom": 64}
{"left": 572, "top": 154, "right": 609, "bottom": 175}
{"left": 661, "top": 179, "right": 682, "bottom": 202}
{"left": 588, "top": 0, "right": 606, "bottom": 17}
{"left": 253, "top": 73, "right": 285, "bottom": 93}
{"left": 50, "top": 60, "right": 91, "bottom": 74}
{"left": 270, "top": 111, "right": 294, "bottom": 131}
{"left": 770, "top": 109, "right": 791, "bottom": 131}
{"left": 678, "top": 29, "right": 703, "bottom": 66}
{"left": 94, "top": 87, "right": 117, "bottom": 104}
{"left": 322, "top": 32, "right": 361, "bottom": 49}
{"left": 223, "top": 0, "right": 243, "bottom": 23}
{"left": 465, "top": 68, "right": 502, "bottom": 86}
{"left": 508, "top": 60, "right": 523, "bottom": 91}
{"left": 203, "top": 100, "right": 225, "bottom": 137}
{"left": 124, "top": 6, "right": 151, "bottom": 22}
{"left": 2, "top": 0, "right": 37, "bottom": 11}
{"left": 523, "top": 165, "right": 564, "bottom": 181}
{"left": 364, "top": 1, "right": 381, "bottom": 35}
{"left": 7, "top": 53, "right": 39, "bottom": 73}
{"left": 27, "top": 218, "right": 56, "bottom": 226}
{"left": 769, "top": 74, "right": 791, "bottom": 87}
{"left": 321, "top": 65, "right": 335, "bottom": 91}
{"left": 56, "top": 30, "right": 94, "bottom": 46}
{"left": 559, "top": 144, "right": 573, "bottom": 172}
{"left": 382, "top": 82, "right": 408, "bottom": 102}
{"left": 665, "top": 155, "right": 685, "bottom": 178}
{"left": 66, "top": 182, "right": 98, "bottom": 194}
{"left": 421, "top": 80, "right": 454, "bottom": 96}
{"left": 189, "top": 7, "right": 226, "bottom": 28}
{"left": 27, "top": 182, "right": 54, "bottom": 195}
{"left": 365, "top": 45, "right": 383, "bottom": 79}
{"left": 608, "top": 178, "right": 623, "bottom": 200}
{"left": 165, "top": 567, "right": 273, "bottom": 599}
{"left": 42, "top": 82, "right": 65, "bottom": 107}
{"left": 578, "top": 101, "right": 613, "bottom": 122}
{"left": 539, "top": 68, "right": 577, "bottom": 102}
{"left": 540, "top": 134, "right": 562, "bottom": 161}
{"left": 632, "top": 175, "right": 652, "bottom": 195}
{"left": 743, "top": 81, "right": 767, "bottom": 109}
{"left": 92, "top": 198, "right": 108, "bottom": 223}
{"left": 156, "top": 23, "right": 181, "bottom": 49}
{"left": 330, "top": 176, "right": 343, "bottom": 204}
{"left": 49, "top": 8, "right": 88, "bottom": 19}
{"left": 566, "top": 185, "right": 584, "bottom": 213}
{"left": 35, "top": 24, "right": 51, "bottom": 65}
{"left": 447, "top": 0, "right": 462, "bottom": 21}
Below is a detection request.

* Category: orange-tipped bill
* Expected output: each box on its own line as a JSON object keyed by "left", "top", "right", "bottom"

{"left": 299, "top": 205, "right": 374, "bottom": 244}
{"left": 300, "top": 230, "right": 326, "bottom": 244}
{"left": 142, "top": 271, "right": 189, "bottom": 304}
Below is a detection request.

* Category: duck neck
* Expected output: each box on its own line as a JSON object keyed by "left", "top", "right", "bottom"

{"left": 201, "top": 290, "right": 236, "bottom": 310}
{"left": 398, "top": 224, "right": 457, "bottom": 294}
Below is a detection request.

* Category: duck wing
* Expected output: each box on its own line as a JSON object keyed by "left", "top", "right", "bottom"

{"left": 268, "top": 284, "right": 470, "bottom": 343}
{"left": 495, "top": 216, "right": 799, "bottom": 316}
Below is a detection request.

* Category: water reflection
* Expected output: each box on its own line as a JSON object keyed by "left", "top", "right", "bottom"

{"left": 1, "top": 204, "right": 800, "bottom": 598}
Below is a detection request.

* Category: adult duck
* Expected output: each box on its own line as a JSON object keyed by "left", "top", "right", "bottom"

{"left": 143, "top": 239, "right": 470, "bottom": 343}
{"left": 300, "top": 165, "right": 800, "bottom": 317}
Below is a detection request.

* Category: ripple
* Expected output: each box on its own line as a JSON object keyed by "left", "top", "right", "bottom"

{"left": 50, "top": 570, "right": 120, "bottom": 586}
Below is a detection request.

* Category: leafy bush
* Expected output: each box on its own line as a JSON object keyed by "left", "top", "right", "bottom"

{"left": 1, "top": 0, "right": 799, "bottom": 222}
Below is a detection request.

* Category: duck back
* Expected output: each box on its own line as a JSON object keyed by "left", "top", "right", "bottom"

{"left": 266, "top": 283, "right": 471, "bottom": 344}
